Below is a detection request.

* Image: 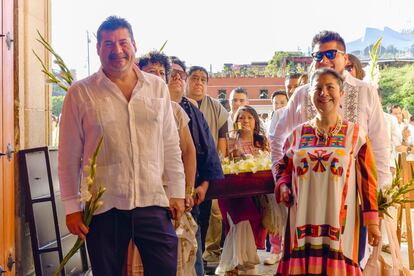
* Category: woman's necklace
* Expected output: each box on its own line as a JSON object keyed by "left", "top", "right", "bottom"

{"left": 314, "top": 116, "right": 343, "bottom": 144}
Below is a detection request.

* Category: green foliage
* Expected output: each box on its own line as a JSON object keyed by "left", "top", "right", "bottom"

{"left": 34, "top": 30, "right": 73, "bottom": 91}
{"left": 379, "top": 64, "right": 414, "bottom": 114}
{"left": 51, "top": 96, "right": 65, "bottom": 117}
{"left": 265, "top": 51, "right": 303, "bottom": 77}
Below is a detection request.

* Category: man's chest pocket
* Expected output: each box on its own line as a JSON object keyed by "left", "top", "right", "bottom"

{"left": 81, "top": 97, "right": 117, "bottom": 127}
{"left": 132, "top": 97, "right": 164, "bottom": 157}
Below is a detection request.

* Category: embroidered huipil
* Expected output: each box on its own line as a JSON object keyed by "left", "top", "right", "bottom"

{"left": 58, "top": 67, "right": 185, "bottom": 215}
{"left": 274, "top": 121, "right": 378, "bottom": 276}
{"left": 269, "top": 71, "right": 390, "bottom": 189}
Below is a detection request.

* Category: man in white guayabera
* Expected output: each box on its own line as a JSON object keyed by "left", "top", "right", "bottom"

{"left": 58, "top": 16, "right": 185, "bottom": 276}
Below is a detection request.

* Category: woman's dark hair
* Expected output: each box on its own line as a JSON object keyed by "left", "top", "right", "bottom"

{"left": 310, "top": 68, "right": 344, "bottom": 90}
{"left": 271, "top": 90, "right": 288, "bottom": 101}
{"left": 347, "top": 54, "right": 366, "bottom": 80}
{"left": 137, "top": 51, "right": 171, "bottom": 82}
{"left": 234, "top": 105, "right": 269, "bottom": 151}
{"left": 170, "top": 56, "right": 186, "bottom": 72}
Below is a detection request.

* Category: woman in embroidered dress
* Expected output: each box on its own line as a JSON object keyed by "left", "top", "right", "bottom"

{"left": 216, "top": 105, "right": 269, "bottom": 274}
{"left": 275, "top": 68, "right": 381, "bottom": 276}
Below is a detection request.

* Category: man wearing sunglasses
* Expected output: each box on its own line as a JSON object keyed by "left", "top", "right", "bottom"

{"left": 269, "top": 30, "right": 389, "bottom": 268}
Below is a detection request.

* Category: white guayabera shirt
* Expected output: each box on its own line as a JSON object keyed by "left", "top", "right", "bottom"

{"left": 58, "top": 66, "right": 185, "bottom": 215}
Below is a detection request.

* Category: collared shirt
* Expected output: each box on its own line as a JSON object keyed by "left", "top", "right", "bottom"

{"left": 269, "top": 71, "right": 390, "bottom": 188}
{"left": 58, "top": 66, "right": 185, "bottom": 215}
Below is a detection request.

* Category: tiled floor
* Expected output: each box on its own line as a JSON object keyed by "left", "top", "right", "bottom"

{"left": 209, "top": 247, "right": 414, "bottom": 275}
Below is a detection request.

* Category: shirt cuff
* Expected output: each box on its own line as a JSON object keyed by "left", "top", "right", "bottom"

{"left": 62, "top": 198, "right": 82, "bottom": 215}
{"left": 363, "top": 211, "right": 379, "bottom": 226}
{"left": 167, "top": 182, "right": 185, "bottom": 199}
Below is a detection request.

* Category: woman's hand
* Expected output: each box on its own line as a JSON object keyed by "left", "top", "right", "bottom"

{"left": 280, "top": 184, "right": 292, "bottom": 207}
{"left": 367, "top": 224, "right": 381, "bottom": 246}
{"left": 185, "top": 194, "right": 195, "bottom": 210}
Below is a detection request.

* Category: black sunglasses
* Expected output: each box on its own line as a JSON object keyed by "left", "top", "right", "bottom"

{"left": 170, "top": 69, "right": 187, "bottom": 81}
{"left": 311, "top": 49, "right": 345, "bottom": 61}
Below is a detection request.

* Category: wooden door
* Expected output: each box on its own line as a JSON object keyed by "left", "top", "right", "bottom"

{"left": 0, "top": 0, "right": 15, "bottom": 274}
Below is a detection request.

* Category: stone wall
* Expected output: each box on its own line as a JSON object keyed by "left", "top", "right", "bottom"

{"left": 14, "top": 0, "right": 51, "bottom": 274}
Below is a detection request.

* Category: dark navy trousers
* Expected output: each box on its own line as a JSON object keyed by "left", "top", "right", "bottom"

{"left": 86, "top": 207, "right": 178, "bottom": 276}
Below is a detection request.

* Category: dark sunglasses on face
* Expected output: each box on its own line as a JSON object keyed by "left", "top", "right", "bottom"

{"left": 170, "top": 69, "right": 187, "bottom": 81}
{"left": 311, "top": 49, "right": 345, "bottom": 61}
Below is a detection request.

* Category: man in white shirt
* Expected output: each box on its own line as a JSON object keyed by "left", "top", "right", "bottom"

{"left": 58, "top": 16, "right": 185, "bottom": 275}
{"left": 269, "top": 30, "right": 389, "bottom": 266}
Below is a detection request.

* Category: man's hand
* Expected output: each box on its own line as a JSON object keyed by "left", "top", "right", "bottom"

{"left": 66, "top": 211, "right": 89, "bottom": 240}
{"left": 194, "top": 181, "right": 209, "bottom": 205}
{"left": 169, "top": 198, "right": 185, "bottom": 222}
{"left": 367, "top": 224, "right": 381, "bottom": 246}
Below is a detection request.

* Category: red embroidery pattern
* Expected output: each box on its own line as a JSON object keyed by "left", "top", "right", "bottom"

{"left": 307, "top": 150, "right": 333, "bottom": 172}
{"left": 330, "top": 157, "right": 344, "bottom": 176}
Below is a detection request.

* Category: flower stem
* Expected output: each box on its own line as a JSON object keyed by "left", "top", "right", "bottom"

{"left": 54, "top": 238, "right": 84, "bottom": 276}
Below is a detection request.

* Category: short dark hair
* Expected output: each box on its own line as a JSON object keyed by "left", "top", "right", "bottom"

{"left": 271, "top": 90, "right": 288, "bottom": 101}
{"left": 285, "top": 73, "right": 302, "bottom": 81}
{"left": 310, "top": 68, "right": 344, "bottom": 90}
{"left": 311, "top": 30, "right": 346, "bottom": 52}
{"left": 388, "top": 104, "right": 402, "bottom": 114}
{"left": 188, "top": 66, "right": 209, "bottom": 82}
{"left": 231, "top": 87, "right": 247, "bottom": 96}
{"left": 137, "top": 51, "right": 171, "bottom": 82}
{"left": 97, "top": 16, "right": 134, "bottom": 45}
{"left": 170, "top": 56, "right": 186, "bottom": 72}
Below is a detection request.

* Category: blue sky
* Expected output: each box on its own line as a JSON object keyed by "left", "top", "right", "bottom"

{"left": 52, "top": 0, "right": 414, "bottom": 78}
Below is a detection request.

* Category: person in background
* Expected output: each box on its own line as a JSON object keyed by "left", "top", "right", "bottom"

{"left": 275, "top": 68, "right": 380, "bottom": 275}
{"left": 271, "top": 90, "right": 288, "bottom": 112}
{"left": 216, "top": 105, "right": 269, "bottom": 275}
{"left": 284, "top": 73, "right": 301, "bottom": 99}
{"left": 297, "top": 72, "right": 309, "bottom": 86}
{"left": 408, "top": 115, "right": 414, "bottom": 147}
{"left": 170, "top": 56, "right": 224, "bottom": 275}
{"left": 59, "top": 16, "right": 185, "bottom": 275}
{"left": 186, "top": 65, "right": 228, "bottom": 264}
{"left": 346, "top": 53, "right": 366, "bottom": 80}
{"left": 228, "top": 87, "right": 249, "bottom": 131}
{"left": 138, "top": 51, "right": 196, "bottom": 210}
{"left": 265, "top": 90, "right": 288, "bottom": 136}
{"left": 131, "top": 51, "right": 197, "bottom": 276}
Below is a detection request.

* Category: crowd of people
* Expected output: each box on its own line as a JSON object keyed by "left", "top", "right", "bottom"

{"left": 57, "top": 15, "right": 413, "bottom": 276}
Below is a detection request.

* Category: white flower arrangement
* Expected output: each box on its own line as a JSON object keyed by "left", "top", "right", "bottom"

{"left": 221, "top": 150, "right": 272, "bottom": 175}
{"left": 377, "top": 159, "right": 414, "bottom": 218}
